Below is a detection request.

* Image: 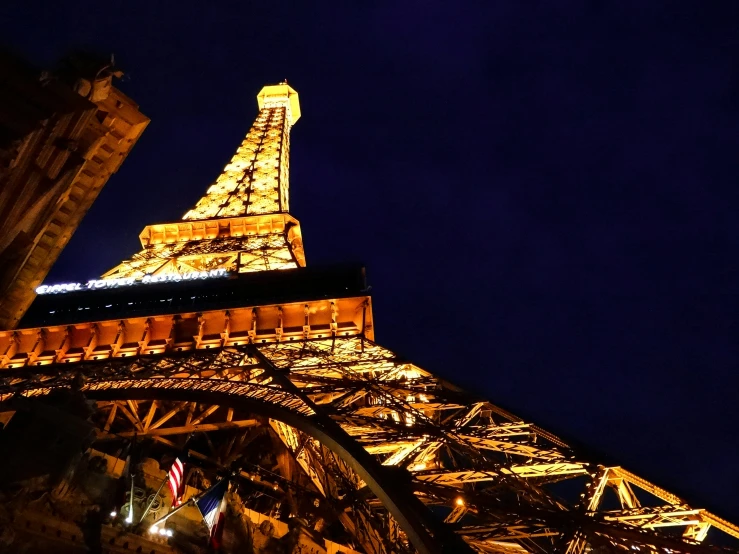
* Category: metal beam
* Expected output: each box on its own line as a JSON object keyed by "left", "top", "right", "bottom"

{"left": 96, "top": 418, "right": 259, "bottom": 438}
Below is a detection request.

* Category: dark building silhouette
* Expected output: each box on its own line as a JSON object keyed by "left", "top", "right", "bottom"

{"left": 0, "top": 50, "right": 148, "bottom": 329}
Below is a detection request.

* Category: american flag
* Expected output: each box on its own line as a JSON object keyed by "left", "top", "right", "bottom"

{"left": 167, "top": 457, "right": 185, "bottom": 507}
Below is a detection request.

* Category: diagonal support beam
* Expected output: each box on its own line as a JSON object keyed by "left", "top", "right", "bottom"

{"left": 251, "top": 345, "right": 476, "bottom": 554}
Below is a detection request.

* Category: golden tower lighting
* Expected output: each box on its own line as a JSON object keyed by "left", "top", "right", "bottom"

{"left": 1, "top": 83, "right": 738, "bottom": 554}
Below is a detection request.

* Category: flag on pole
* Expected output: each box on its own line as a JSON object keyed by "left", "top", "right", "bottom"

{"left": 196, "top": 479, "right": 228, "bottom": 548}
{"left": 167, "top": 457, "right": 185, "bottom": 507}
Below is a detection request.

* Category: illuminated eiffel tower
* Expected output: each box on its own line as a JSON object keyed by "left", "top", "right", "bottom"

{"left": 2, "top": 84, "right": 738, "bottom": 554}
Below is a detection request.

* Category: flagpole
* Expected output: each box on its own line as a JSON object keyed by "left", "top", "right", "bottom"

{"left": 148, "top": 497, "right": 194, "bottom": 528}
{"left": 125, "top": 432, "right": 137, "bottom": 524}
{"left": 148, "top": 477, "right": 227, "bottom": 527}
{"left": 142, "top": 439, "right": 192, "bottom": 526}
{"left": 138, "top": 476, "right": 169, "bottom": 525}
{"left": 126, "top": 471, "right": 136, "bottom": 524}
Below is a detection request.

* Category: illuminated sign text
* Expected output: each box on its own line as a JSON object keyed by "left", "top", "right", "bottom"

{"left": 36, "top": 269, "right": 229, "bottom": 295}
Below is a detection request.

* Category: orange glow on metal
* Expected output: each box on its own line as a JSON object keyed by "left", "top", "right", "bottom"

{"left": 102, "top": 84, "right": 304, "bottom": 280}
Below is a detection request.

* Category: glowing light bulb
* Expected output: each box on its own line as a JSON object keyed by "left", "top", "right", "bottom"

{"left": 455, "top": 497, "right": 465, "bottom": 507}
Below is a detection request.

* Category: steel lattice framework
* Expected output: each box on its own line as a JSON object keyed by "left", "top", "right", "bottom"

{"left": 2, "top": 334, "right": 738, "bottom": 553}
{"left": 4, "top": 83, "right": 739, "bottom": 554}
{"left": 103, "top": 84, "right": 304, "bottom": 280}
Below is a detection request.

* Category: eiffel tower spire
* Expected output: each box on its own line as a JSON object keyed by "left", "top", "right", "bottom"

{"left": 102, "top": 83, "right": 305, "bottom": 280}
{"left": 183, "top": 83, "right": 300, "bottom": 220}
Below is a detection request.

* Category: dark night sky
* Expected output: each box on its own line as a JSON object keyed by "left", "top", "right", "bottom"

{"left": 5, "top": 0, "right": 739, "bottom": 529}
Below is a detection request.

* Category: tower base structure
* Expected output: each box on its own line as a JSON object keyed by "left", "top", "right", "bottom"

{"left": 2, "top": 267, "right": 738, "bottom": 553}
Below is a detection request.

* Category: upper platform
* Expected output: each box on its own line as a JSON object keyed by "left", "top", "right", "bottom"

{"left": 257, "top": 83, "right": 300, "bottom": 125}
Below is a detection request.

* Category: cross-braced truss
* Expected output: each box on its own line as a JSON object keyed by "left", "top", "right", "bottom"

{"left": 2, "top": 336, "right": 737, "bottom": 554}
{"left": 101, "top": 83, "right": 304, "bottom": 280}
{"left": 183, "top": 85, "right": 297, "bottom": 220}
{"left": 101, "top": 228, "right": 302, "bottom": 279}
